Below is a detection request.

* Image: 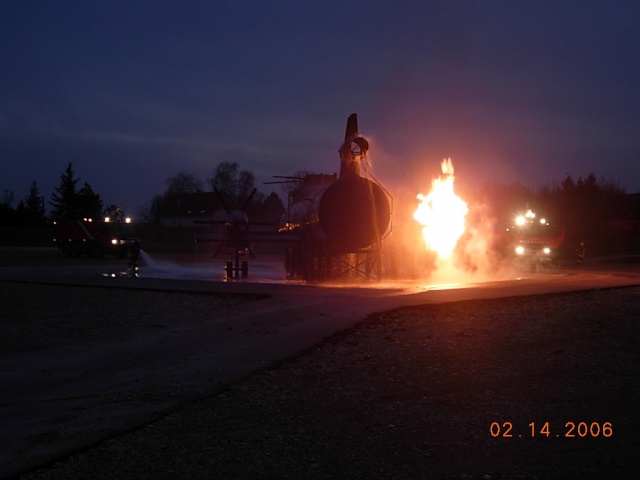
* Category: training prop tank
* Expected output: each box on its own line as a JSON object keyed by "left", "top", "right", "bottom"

{"left": 280, "top": 113, "right": 392, "bottom": 281}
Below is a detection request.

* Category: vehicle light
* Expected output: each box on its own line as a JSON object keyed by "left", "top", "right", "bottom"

{"left": 111, "top": 239, "right": 118, "bottom": 245}
{"left": 543, "top": 247, "right": 551, "bottom": 255}
{"left": 515, "top": 245, "right": 525, "bottom": 255}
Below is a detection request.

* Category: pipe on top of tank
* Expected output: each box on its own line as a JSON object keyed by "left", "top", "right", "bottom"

{"left": 339, "top": 113, "right": 369, "bottom": 178}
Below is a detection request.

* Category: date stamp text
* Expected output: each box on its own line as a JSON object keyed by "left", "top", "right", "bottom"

{"left": 490, "top": 421, "right": 613, "bottom": 438}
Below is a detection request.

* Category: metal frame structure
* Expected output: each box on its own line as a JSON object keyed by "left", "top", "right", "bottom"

{"left": 285, "top": 240, "right": 385, "bottom": 282}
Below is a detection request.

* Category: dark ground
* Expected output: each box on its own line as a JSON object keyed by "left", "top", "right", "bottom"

{"left": 12, "top": 284, "right": 640, "bottom": 480}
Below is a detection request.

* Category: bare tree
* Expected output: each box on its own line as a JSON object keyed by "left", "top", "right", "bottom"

{"left": 165, "top": 171, "right": 203, "bottom": 196}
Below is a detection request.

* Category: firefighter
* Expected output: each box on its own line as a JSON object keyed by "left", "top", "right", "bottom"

{"left": 576, "top": 242, "right": 586, "bottom": 265}
{"left": 128, "top": 239, "right": 141, "bottom": 270}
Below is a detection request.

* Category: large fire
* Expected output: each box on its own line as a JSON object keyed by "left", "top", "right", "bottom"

{"left": 413, "top": 158, "right": 468, "bottom": 259}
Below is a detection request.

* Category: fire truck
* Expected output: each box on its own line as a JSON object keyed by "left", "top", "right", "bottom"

{"left": 53, "top": 217, "right": 137, "bottom": 258}
{"left": 505, "top": 208, "right": 565, "bottom": 263}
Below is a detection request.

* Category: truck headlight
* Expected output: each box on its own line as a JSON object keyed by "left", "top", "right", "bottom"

{"left": 543, "top": 247, "right": 551, "bottom": 255}
{"left": 515, "top": 245, "right": 525, "bottom": 255}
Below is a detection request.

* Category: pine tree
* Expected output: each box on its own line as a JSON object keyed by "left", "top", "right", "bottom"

{"left": 17, "top": 180, "right": 46, "bottom": 225}
{"left": 0, "top": 189, "right": 16, "bottom": 225}
{"left": 77, "top": 182, "right": 103, "bottom": 219}
{"left": 49, "top": 162, "right": 80, "bottom": 220}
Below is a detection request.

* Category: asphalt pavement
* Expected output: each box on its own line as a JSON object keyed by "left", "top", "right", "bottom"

{"left": 1, "top": 248, "right": 639, "bottom": 478}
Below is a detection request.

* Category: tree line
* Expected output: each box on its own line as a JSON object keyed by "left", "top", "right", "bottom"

{"left": 1, "top": 163, "right": 108, "bottom": 226}
{"left": 0, "top": 161, "right": 285, "bottom": 226}
{"left": 136, "top": 161, "right": 286, "bottom": 223}
{"left": 0, "top": 161, "right": 632, "bottom": 243}
{"left": 478, "top": 172, "right": 628, "bottom": 246}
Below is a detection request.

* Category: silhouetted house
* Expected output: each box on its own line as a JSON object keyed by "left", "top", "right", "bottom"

{"left": 159, "top": 192, "right": 225, "bottom": 228}
{"left": 602, "top": 193, "right": 640, "bottom": 253}
{"left": 158, "top": 191, "right": 282, "bottom": 228}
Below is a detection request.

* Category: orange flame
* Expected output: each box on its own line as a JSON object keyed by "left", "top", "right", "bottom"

{"left": 413, "top": 158, "right": 468, "bottom": 259}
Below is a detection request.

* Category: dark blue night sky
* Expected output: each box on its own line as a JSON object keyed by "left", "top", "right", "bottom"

{"left": 2, "top": 1, "right": 639, "bottom": 216}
